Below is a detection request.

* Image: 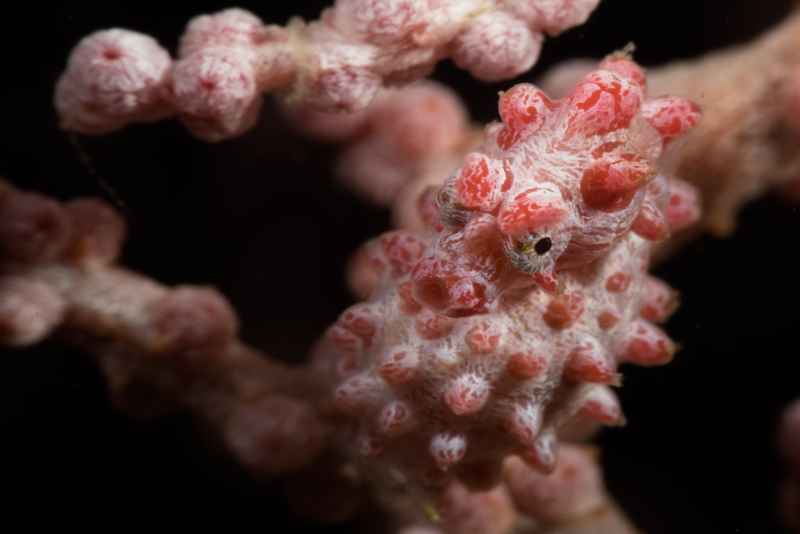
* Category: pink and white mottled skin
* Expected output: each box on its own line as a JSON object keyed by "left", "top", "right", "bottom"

{"left": 781, "top": 400, "right": 800, "bottom": 529}
{"left": 55, "top": 1, "right": 600, "bottom": 141}
{"left": 319, "top": 55, "right": 701, "bottom": 494}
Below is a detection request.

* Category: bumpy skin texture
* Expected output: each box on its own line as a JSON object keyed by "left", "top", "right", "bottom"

{"left": 55, "top": 2, "right": 600, "bottom": 141}
{"left": 320, "top": 57, "right": 701, "bottom": 492}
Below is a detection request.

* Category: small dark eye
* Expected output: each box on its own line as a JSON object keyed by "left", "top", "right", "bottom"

{"left": 534, "top": 237, "right": 552, "bottom": 255}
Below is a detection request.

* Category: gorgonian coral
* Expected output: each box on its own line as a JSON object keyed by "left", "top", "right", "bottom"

{"left": 55, "top": 1, "right": 599, "bottom": 141}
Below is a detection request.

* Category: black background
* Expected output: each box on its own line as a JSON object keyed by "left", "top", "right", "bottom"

{"left": 1, "top": 1, "right": 799, "bottom": 532}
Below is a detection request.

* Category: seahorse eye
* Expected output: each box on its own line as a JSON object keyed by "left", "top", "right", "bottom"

{"left": 534, "top": 237, "right": 552, "bottom": 255}
{"left": 503, "top": 233, "right": 554, "bottom": 275}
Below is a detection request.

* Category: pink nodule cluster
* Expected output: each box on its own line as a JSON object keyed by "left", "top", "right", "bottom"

{"left": 317, "top": 55, "right": 702, "bottom": 491}
{"left": 55, "top": 1, "right": 600, "bottom": 141}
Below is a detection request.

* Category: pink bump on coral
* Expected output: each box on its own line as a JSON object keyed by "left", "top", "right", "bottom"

{"left": 306, "top": 42, "right": 382, "bottom": 113}
{"left": 147, "top": 286, "right": 239, "bottom": 355}
{"left": 430, "top": 433, "right": 468, "bottom": 470}
{"left": 444, "top": 373, "right": 491, "bottom": 415}
{"left": 639, "top": 276, "right": 679, "bottom": 323}
{"left": 314, "top": 56, "right": 700, "bottom": 491}
{"left": 566, "top": 69, "right": 644, "bottom": 137}
{"left": 171, "top": 47, "right": 262, "bottom": 142}
{"left": 55, "top": 29, "right": 172, "bottom": 134}
{"left": 565, "top": 339, "right": 617, "bottom": 385}
{"left": 577, "top": 385, "right": 625, "bottom": 426}
{"left": 64, "top": 198, "right": 127, "bottom": 265}
{"left": 378, "top": 400, "right": 417, "bottom": 436}
{"left": 501, "top": 0, "right": 601, "bottom": 35}
{"left": 641, "top": 97, "right": 702, "bottom": 148}
{"left": 451, "top": 10, "right": 542, "bottom": 82}
{"left": 665, "top": 177, "right": 702, "bottom": 233}
{"left": 0, "top": 189, "right": 72, "bottom": 263}
{"left": 617, "top": 319, "right": 676, "bottom": 366}
{"left": 56, "top": 2, "right": 603, "bottom": 139}
{"left": 328, "top": 0, "right": 430, "bottom": 45}
{"left": 179, "top": 8, "right": 269, "bottom": 57}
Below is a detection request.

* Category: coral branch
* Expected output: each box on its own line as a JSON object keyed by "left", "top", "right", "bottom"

{"left": 0, "top": 180, "right": 330, "bottom": 477}
{"left": 55, "top": 1, "right": 600, "bottom": 141}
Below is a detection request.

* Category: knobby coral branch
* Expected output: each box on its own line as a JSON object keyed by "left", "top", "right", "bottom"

{"left": 55, "top": 1, "right": 599, "bottom": 141}
{"left": 0, "top": 180, "right": 332, "bottom": 477}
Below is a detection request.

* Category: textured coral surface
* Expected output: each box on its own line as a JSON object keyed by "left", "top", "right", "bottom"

{"left": 56, "top": 1, "right": 599, "bottom": 141}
